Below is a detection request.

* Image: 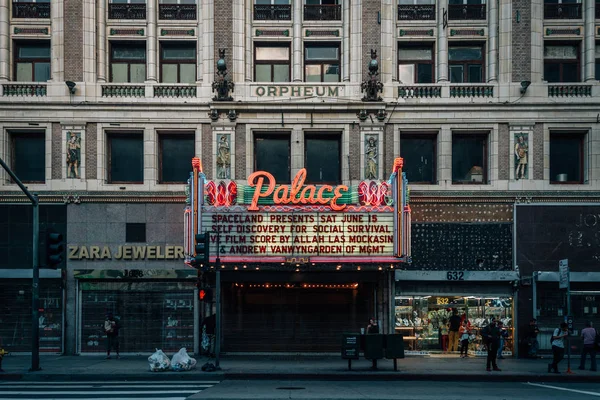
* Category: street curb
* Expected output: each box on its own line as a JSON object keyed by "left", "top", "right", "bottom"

{"left": 2, "top": 372, "right": 599, "bottom": 383}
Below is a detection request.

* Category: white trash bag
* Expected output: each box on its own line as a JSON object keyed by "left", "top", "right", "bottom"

{"left": 171, "top": 347, "right": 197, "bottom": 371}
{"left": 148, "top": 349, "right": 171, "bottom": 372}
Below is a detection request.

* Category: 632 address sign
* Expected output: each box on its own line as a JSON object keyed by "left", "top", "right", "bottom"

{"left": 446, "top": 271, "right": 465, "bottom": 281}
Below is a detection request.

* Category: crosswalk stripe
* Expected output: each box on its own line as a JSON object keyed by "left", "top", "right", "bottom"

{"left": 0, "top": 398, "right": 188, "bottom": 400}
{"left": 0, "top": 391, "right": 199, "bottom": 395}
{"left": 0, "top": 381, "right": 220, "bottom": 385}
{"left": 0, "top": 385, "right": 213, "bottom": 389}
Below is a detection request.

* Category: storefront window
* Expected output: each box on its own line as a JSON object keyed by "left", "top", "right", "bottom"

{"left": 80, "top": 281, "right": 195, "bottom": 353}
{"left": 394, "top": 295, "right": 514, "bottom": 355}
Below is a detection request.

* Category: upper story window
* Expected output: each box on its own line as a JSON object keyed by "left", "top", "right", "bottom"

{"left": 158, "top": 133, "right": 195, "bottom": 184}
{"left": 305, "top": 133, "right": 341, "bottom": 184}
{"left": 110, "top": 42, "right": 146, "bottom": 83}
{"left": 597, "top": 0, "right": 600, "bottom": 19}
{"left": 449, "top": 44, "right": 484, "bottom": 83}
{"left": 160, "top": 42, "right": 196, "bottom": 83}
{"left": 108, "top": 0, "right": 146, "bottom": 20}
{"left": 255, "top": 44, "right": 290, "bottom": 82}
{"left": 304, "top": 0, "right": 341, "bottom": 21}
{"left": 107, "top": 132, "right": 144, "bottom": 184}
{"left": 254, "top": 134, "right": 291, "bottom": 183}
{"left": 159, "top": 0, "right": 197, "bottom": 20}
{"left": 400, "top": 133, "right": 437, "bottom": 184}
{"left": 452, "top": 133, "right": 488, "bottom": 184}
{"left": 254, "top": 0, "right": 291, "bottom": 21}
{"left": 12, "top": 0, "right": 50, "bottom": 19}
{"left": 304, "top": 44, "right": 340, "bottom": 82}
{"left": 398, "top": 43, "right": 434, "bottom": 84}
{"left": 550, "top": 132, "right": 586, "bottom": 184}
{"left": 544, "top": 44, "right": 580, "bottom": 83}
{"left": 448, "top": 0, "right": 486, "bottom": 20}
{"left": 544, "top": 0, "right": 582, "bottom": 20}
{"left": 14, "top": 41, "right": 50, "bottom": 82}
{"left": 398, "top": 0, "right": 435, "bottom": 21}
{"left": 595, "top": 44, "right": 600, "bottom": 80}
{"left": 9, "top": 131, "right": 45, "bottom": 183}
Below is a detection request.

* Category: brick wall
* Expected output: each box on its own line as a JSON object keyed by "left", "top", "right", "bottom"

{"left": 349, "top": 125, "right": 360, "bottom": 180}
{"left": 362, "top": 0, "right": 381, "bottom": 79}
{"left": 51, "top": 123, "right": 62, "bottom": 179}
{"left": 533, "top": 123, "right": 543, "bottom": 180}
{"left": 85, "top": 123, "right": 97, "bottom": 179}
{"left": 202, "top": 124, "right": 213, "bottom": 179}
{"left": 512, "top": 0, "right": 531, "bottom": 82}
{"left": 498, "top": 124, "right": 509, "bottom": 180}
{"left": 64, "top": 0, "right": 83, "bottom": 81}
{"left": 235, "top": 124, "right": 246, "bottom": 180}
{"left": 384, "top": 124, "right": 394, "bottom": 176}
{"left": 214, "top": 0, "right": 233, "bottom": 75}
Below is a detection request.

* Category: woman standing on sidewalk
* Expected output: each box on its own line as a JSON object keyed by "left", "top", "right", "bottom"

{"left": 459, "top": 320, "right": 470, "bottom": 358}
{"left": 548, "top": 322, "right": 569, "bottom": 374}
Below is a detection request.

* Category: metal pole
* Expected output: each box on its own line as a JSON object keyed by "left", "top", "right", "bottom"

{"left": 566, "top": 278, "right": 572, "bottom": 373}
{"left": 31, "top": 195, "right": 41, "bottom": 371}
{"left": 215, "top": 232, "right": 221, "bottom": 369}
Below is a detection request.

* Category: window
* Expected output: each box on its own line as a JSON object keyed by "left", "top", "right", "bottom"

{"left": 160, "top": 42, "right": 196, "bottom": 83}
{"left": 159, "top": 0, "right": 197, "bottom": 20}
{"left": 14, "top": 41, "right": 50, "bottom": 82}
{"left": 398, "top": 0, "right": 436, "bottom": 21}
{"left": 304, "top": 44, "right": 340, "bottom": 82}
{"left": 452, "top": 134, "right": 488, "bottom": 184}
{"left": 255, "top": 44, "right": 290, "bottom": 82}
{"left": 544, "top": 43, "right": 580, "bottom": 83}
{"left": 305, "top": 133, "right": 341, "bottom": 184}
{"left": 304, "top": 0, "right": 341, "bottom": 21}
{"left": 544, "top": 0, "right": 582, "bottom": 19}
{"left": 550, "top": 132, "right": 585, "bottom": 184}
{"left": 254, "top": 134, "right": 290, "bottom": 183}
{"left": 110, "top": 42, "right": 146, "bottom": 83}
{"left": 448, "top": 0, "right": 486, "bottom": 20}
{"left": 253, "top": 0, "right": 292, "bottom": 21}
{"left": 9, "top": 132, "right": 45, "bottom": 183}
{"left": 108, "top": 0, "right": 147, "bottom": 19}
{"left": 596, "top": 44, "right": 600, "bottom": 80}
{"left": 126, "top": 223, "right": 146, "bottom": 242}
{"left": 12, "top": 0, "right": 50, "bottom": 19}
{"left": 400, "top": 134, "right": 437, "bottom": 184}
{"left": 449, "top": 44, "right": 484, "bottom": 83}
{"left": 159, "top": 133, "right": 195, "bottom": 183}
{"left": 398, "top": 44, "right": 434, "bottom": 84}
{"left": 107, "top": 132, "right": 144, "bottom": 183}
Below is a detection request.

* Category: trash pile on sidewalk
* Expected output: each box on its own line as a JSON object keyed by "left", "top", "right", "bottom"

{"left": 148, "top": 348, "right": 197, "bottom": 372}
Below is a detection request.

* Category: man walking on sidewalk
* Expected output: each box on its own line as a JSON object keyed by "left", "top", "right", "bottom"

{"left": 548, "top": 322, "right": 569, "bottom": 374}
{"left": 579, "top": 321, "right": 597, "bottom": 371}
{"left": 482, "top": 319, "right": 501, "bottom": 371}
{"left": 448, "top": 309, "right": 461, "bottom": 353}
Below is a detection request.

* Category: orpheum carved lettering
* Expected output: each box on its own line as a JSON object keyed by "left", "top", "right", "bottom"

{"left": 255, "top": 85, "right": 340, "bottom": 97}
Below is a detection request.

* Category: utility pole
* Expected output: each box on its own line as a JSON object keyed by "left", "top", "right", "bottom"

{"left": 214, "top": 231, "right": 221, "bottom": 369}
{"left": 0, "top": 157, "right": 41, "bottom": 371}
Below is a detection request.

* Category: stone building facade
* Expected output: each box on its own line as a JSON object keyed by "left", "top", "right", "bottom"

{"left": 0, "top": 0, "right": 599, "bottom": 355}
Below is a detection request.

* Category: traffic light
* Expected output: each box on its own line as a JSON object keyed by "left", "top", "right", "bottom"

{"left": 46, "top": 231, "right": 64, "bottom": 269}
{"left": 198, "top": 288, "right": 213, "bottom": 302}
{"left": 194, "top": 232, "right": 210, "bottom": 267}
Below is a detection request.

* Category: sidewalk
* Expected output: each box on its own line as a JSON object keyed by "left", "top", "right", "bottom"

{"left": 0, "top": 353, "right": 598, "bottom": 382}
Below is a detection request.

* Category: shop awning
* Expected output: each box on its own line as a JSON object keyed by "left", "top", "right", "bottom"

{"left": 394, "top": 270, "right": 519, "bottom": 282}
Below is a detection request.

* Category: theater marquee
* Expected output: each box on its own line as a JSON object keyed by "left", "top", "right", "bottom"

{"left": 184, "top": 158, "right": 411, "bottom": 266}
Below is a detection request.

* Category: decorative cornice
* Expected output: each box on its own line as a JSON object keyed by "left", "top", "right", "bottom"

{"left": 0, "top": 191, "right": 186, "bottom": 204}
{"left": 399, "top": 29, "right": 434, "bottom": 37}
{"left": 306, "top": 29, "right": 339, "bottom": 37}
{"left": 255, "top": 29, "right": 289, "bottom": 37}
{"left": 160, "top": 29, "right": 195, "bottom": 36}
{"left": 546, "top": 28, "right": 581, "bottom": 36}
{"left": 14, "top": 27, "right": 49, "bottom": 35}
{"left": 450, "top": 29, "right": 485, "bottom": 37}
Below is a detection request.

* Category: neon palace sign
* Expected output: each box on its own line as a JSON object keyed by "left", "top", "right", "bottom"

{"left": 183, "top": 158, "right": 411, "bottom": 265}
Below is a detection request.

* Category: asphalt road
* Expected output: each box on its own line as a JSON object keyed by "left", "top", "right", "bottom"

{"left": 190, "top": 380, "right": 600, "bottom": 400}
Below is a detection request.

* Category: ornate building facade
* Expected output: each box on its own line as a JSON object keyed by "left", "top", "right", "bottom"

{"left": 0, "top": 0, "right": 599, "bottom": 356}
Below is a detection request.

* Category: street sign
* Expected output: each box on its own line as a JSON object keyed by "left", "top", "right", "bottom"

{"left": 559, "top": 259, "right": 569, "bottom": 289}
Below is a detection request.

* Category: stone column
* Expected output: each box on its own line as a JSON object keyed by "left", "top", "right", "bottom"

{"left": 147, "top": 0, "right": 158, "bottom": 82}
{"left": 342, "top": 0, "right": 350, "bottom": 82}
{"left": 203, "top": 0, "right": 214, "bottom": 82}
{"left": 498, "top": 0, "right": 512, "bottom": 83}
{"left": 292, "top": 0, "right": 302, "bottom": 82}
{"left": 97, "top": 0, "right": 106, "bottom": 82}
{"left": 487, "top": 0, "right": 498, "bottom": 82}
{"left": 0, "top": 0, "right": 9, "bottom": 81}
{"left": 584, "top": 0, "right": 596, "bottom": 81}
{"left": 245, "top": 0, "right": 252, "bottom": 81}
{"left": 196, "top": 0, "right": 203, "bottom": 82}
{"left": 530, "top": 0, "right": 543, "bottom": 83}
{"left": 437, "top": 0, "right": 448, "bottom": 82}
{"left": 51, "top": 0, "right": 65, "bottom": 82}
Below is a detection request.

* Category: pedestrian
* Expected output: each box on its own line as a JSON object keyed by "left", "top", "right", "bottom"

{"left": 497, "top": 321, "right": 508, "bottom": 359}
{"left": 367, "top": 318, "right": 379, "bottom": 334}
{"left": 523, "top": 318, "right": 540, "bottom": 358}
{"left": 440, "top": 319, "right": 449, "bottom": 353}
{"left": 104, "top": 312, "right": 120, "bottom": 359}
{"left": 548, "top": 322, "right": 569, "bottom": 374}
{"left": 578, "top": 321, "right": 597, "bottom": 372}
{"left": 482, "top": 318, "right": 501, "bottom": 371}
{"left": 459, "top": 320, "right": 470, "bottom": 358}
{"left": 448, "top": 309, "right": 461, "bottom": 353}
